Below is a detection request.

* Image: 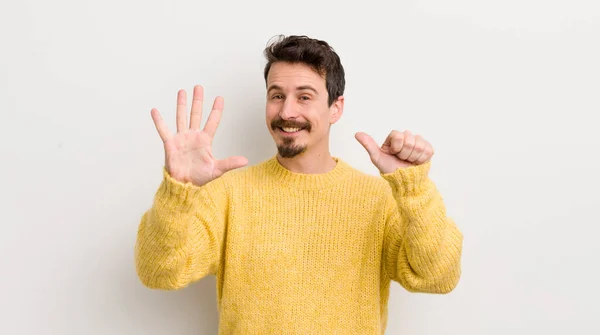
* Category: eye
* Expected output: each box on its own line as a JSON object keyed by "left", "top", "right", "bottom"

{"left": 300, "top": 95, "right": 310, "bottom": 101}
{"left": 271, "top": 94, "right": 283, "bottom": 100}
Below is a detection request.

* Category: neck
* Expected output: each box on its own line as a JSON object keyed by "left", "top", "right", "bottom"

{"left": 276, "top": 150, "right": 337, "bottom": 174}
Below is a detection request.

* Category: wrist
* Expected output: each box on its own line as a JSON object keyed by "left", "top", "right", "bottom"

{"left": 381, "top": 161, "right": 432, "bottom": 197}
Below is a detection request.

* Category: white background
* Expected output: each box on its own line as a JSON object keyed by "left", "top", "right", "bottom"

{"left": 1, "top": 0, "right": 599, "bottom": 334}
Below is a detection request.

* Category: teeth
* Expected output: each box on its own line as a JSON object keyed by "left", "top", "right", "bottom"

{"left": 282, "top": 127, "right": 301, "bottom": 133}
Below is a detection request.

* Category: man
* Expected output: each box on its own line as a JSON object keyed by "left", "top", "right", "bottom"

{"left": 135, "top": 35, "right": 463, "bottom": 334}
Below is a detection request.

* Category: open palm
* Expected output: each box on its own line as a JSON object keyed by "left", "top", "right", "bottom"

{"left": 151, "top": 85, "right": 248, "bottom": 187}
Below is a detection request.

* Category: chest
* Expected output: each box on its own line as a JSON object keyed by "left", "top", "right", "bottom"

{"left": 224, "top": 189, "right": 386, "bottom": 272}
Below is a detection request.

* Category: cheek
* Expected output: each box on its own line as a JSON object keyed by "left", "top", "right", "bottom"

{"left": 311, "top": 111, "right": 330, "bottom": 129}
{"left": 265, "top": 107, "right": 277, "bottom": 122}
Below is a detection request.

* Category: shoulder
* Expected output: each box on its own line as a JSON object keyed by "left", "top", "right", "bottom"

{"left": 200, "top": 160, "right": 267, "bottom": 206}
{"left": 334, "top": 159, "right": 395, "bottom": 215}
{"left": 216, "top": 157, "right": 272, "bottom": 186}
{"left": 338, "top": 159, "right": 393, "bottom": 197}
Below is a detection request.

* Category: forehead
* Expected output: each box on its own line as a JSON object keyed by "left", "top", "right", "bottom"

{"left": 267, "top": 62, "right": 326, "bottom": 90}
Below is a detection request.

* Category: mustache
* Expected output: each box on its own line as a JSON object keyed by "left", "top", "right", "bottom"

{"left": 271, "top": 118, "right": 311, "bottom": 131}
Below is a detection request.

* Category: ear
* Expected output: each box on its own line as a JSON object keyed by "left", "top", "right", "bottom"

{"left": 329, "top": 96, "right": 344, "bottom": 124}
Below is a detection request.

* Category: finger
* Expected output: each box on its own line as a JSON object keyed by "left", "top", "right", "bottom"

{"left": 176, "top": 89, "right": 187, "bottom": 133}
{"left": 216, "top": 156, "right": 248, "bottom": 174}
{"left": 151, "top": 108, "right": 172, "bottom": 142}
{"left": 415, "top": 140, "right": 434, "bottom": 164}
{"left": 189, "top": 85, "right": 204, "bottom": 130}
{"left": 398, "top": 131, "right": 415, "bottom": 160}
{"left": 407, "top": 135, "right": 426, "bottom": 162}
{"left": 355, "top": 132, "right": 381, "bottom": 162}
{"left": 388, "top": 131, "right": 405, "bottom": 154}
{"left": 381, "top": 131, "right": 393, "bottom": 153}
{"left": 203, "top": 96, "right": 224, "bottom": 138}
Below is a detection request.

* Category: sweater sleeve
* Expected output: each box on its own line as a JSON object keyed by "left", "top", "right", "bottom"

{"left": 134, "top": 168, "right": 229, "bottom": 290}
{"left": 381, "top": 161, "right": 463, "bottom": 294}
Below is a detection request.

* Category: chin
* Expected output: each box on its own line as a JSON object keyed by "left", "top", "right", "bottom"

{"left": 277, "top": 140, "right": 307, "bottom": 158}
{"left": 278, "top": 148, "right": 306, "bottom": 158}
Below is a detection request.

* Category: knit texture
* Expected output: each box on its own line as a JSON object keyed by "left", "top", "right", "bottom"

{"left": 134, "top": 156, "right": 463, "bottom": 334}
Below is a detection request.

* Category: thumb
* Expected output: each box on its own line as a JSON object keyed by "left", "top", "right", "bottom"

{"left": 355, "top": 132, "right": 381, "bottom": 162}
{"left": 216, "top": 156, "right": 249, "bottom": 174}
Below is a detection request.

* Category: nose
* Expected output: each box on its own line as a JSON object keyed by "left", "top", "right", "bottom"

{"left": 279, "top": 98, "right": 299, "bottom": 120}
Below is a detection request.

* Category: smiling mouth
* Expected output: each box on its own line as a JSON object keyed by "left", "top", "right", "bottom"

{"left": 276, "top": 126, "right": 309, "bottom": 135}
{"left": 279, "top": 126, "right": 304, "bottom": 133}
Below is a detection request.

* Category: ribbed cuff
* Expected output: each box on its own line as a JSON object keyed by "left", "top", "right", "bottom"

{"left": 156, "top": 167, "right": 205, "bottom": 213}
{"left": 380, "top": 161, "right": 432, "bottom": 197}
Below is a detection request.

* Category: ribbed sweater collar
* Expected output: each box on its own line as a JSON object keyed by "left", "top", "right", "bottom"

{"left": 263, "top": 155, "right": 354, "bottom": 191}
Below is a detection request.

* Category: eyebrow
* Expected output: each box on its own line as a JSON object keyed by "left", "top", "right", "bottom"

{"left": 267, "top": 85, "right": 319, "bottom": 95}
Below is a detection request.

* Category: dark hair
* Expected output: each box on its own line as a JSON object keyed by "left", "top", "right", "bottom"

{"left": 263, "top": 35, "right": 345, "bottom": 106}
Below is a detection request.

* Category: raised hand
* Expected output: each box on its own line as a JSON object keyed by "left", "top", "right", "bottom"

{"left": 151, "top": 85, "right": 248, "bottom": 186}
{"left": 355, "top": 130, "right": 434, "bottom": 174}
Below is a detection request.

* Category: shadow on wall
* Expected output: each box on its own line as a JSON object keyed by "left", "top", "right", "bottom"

{"left": 136, "top": 273, "right": 219, "bottom": 333}
{"left": 110, "top": 244, "right": 220, "bottom": 334}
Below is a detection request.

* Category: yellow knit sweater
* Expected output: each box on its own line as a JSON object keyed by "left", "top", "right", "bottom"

{"left": 134, "top": 156, "right": 463, "bottom": 334}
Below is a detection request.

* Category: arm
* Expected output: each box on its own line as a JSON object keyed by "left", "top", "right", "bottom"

{"left": 134, "top": 168, "right": 228, "bottom": 290}
{"left": 136, "top": 85, "right": 246, "bottom": 290}
{"left": 381, "top": 161, "right": 463, "bottom": 293}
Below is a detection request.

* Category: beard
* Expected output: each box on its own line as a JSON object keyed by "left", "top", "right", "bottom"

{"left": 277, "top": 137, "right": 306, "bottom": 158}
{"left": 271, "top": 117, "right": 311, "bottom": 158}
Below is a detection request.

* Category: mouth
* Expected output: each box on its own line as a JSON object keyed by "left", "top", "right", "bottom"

{"left": 277, "top": 126, "right": 306, "bottom": 135}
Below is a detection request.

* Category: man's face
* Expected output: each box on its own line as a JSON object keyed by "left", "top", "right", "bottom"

{"left": 265, "top": 62, "right": 343, "bottom": 158}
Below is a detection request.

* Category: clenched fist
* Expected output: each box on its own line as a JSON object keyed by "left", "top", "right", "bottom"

{"left": 355, "top": 130, "right": 434, "bottom": 174}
